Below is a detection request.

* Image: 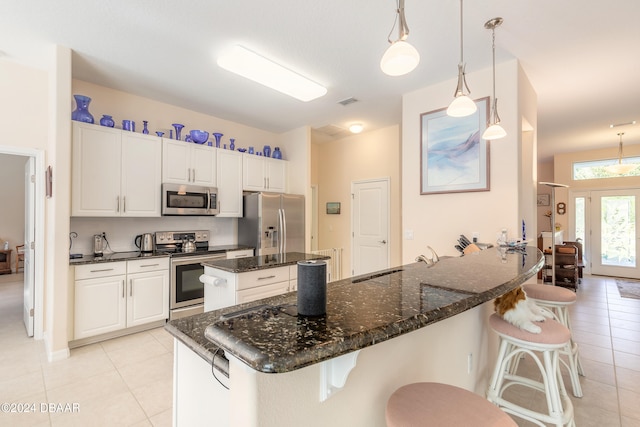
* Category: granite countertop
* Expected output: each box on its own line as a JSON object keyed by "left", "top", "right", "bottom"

{"left": 202, "top": 251, "right": 329, "bottom": 273}
{"left": 165, "top": 246, "right": 543, "bottom": 376}
{"left": 69, "top": 244, "right": 253, "bottom": 266}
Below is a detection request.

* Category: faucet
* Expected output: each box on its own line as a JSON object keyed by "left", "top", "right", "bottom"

{"left": 416, "top": 246, "right": 439, "bottom": 265}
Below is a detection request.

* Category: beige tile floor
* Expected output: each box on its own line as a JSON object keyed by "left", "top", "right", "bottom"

{"left": 1, "top": 273, "right": 639, "bottom": 426}
{"left": 0, "top": 274, "right": 174, "bottom": 427}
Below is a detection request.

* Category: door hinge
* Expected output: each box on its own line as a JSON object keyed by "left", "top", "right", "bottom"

{"left": 29, "top": 308, "right": 34, "bottom": 317}
{"left": 30, "top": 241, "right": 35, "bottom": 250}
{"left": 30, "top": 174, "right": 36, "bottom": 183}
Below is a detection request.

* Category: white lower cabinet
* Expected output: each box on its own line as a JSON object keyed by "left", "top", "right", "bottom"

{"left": 74, "top": 258, "right": 169, "bottom": 340}
{"left": 226, "top": 249, "right": 254, "bottom": 259}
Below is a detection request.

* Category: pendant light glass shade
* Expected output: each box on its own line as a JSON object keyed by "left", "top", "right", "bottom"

{"left": 482, "top": 17, "right": 506, "bottom": 140}
{"left": 447, "top": 0, "right": 476, "bottom": 117}
{"left": 380, "top": 40, "right": 420, "bottom": 76}
{"left": 380, "top": 0, "right": 419, "bottom": 77}
{"left": 604, "top": 133, "right": 638, "bottom": 174}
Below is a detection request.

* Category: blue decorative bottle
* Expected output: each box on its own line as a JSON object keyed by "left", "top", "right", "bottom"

{"left": 72, "top": 95, "right": 94, "bottom": 124}
{"left": 99, "top": 115, "right": 114, "bottom": 127}
{"left": 272, "top": 147, "right": 282, "bottom": 159}
{"left": 263, "top": 145, "right": 271, "bottom": 157}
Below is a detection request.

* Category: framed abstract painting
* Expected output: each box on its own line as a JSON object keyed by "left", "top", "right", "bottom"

{"left": 420, "top": 97, "right": 490, "bottom": 194}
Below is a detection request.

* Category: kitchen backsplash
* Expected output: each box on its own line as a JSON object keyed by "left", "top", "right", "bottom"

{"left": 69, "top": 216, "right": 237, "bottom": 255}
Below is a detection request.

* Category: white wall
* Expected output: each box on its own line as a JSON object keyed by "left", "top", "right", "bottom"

{"left": 402, "top": 59, "right": 536, "bottom": 260}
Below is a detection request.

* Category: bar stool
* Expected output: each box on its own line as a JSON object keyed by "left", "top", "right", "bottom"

{"left": 523, "top": 283, "right": 584, "bottom": 397}
{"left": 386, "top": 382, "right": 516, "bottom": 427}
{"left": 487, "top": 313, "right": 575, "bottom": 427}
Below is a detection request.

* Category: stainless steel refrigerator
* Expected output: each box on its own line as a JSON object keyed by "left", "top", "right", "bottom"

{"left": 238, "top": 193, "right": 305, "bottom": 255}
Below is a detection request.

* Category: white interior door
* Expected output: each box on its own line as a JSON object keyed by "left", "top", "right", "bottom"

{"left": 352, "top": 179, "right": 390, "bottom": 276}
{"left": 590, "top": 189, "right": 640, "bottom": 278}
{"left": 23, "top": 157, "right": 35, "bottom": 336}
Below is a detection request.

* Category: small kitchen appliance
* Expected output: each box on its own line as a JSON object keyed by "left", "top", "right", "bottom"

{"left": 135, "top": 233, "right": 154, "bottom": 253}
{"left": 162, "top": 183, "right": 219, "bottom": 216}
{"left": 93, "top": 234, "right": 104, "bottom": 257}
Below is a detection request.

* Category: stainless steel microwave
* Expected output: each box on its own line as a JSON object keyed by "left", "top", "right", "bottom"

{"left": 162, "top": 183, "right": 219, "bottom": 216}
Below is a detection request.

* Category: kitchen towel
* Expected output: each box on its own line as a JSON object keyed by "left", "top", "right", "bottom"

{"left": 297, "top": 260, "right": 327, "bottom": 316}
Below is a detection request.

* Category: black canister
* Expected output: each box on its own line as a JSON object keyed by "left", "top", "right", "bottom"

{"left": 297, "top": 260, "right": 327, "bottom": 317}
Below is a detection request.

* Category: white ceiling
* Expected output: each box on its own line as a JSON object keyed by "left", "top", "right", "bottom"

{"left": 2, "top": 0, "right": 639, "bottom": 162}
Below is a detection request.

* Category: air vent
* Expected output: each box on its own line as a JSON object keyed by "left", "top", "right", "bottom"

{"left": 314, "top": 125, "right": 351, "bottom": 138}
{"left": 337, "top": 97, "right": 358, "bottom": 106}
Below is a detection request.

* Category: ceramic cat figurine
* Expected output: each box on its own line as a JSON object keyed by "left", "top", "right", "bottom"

{"left": 494, "top": 286, "right": 553, "bottom": 333}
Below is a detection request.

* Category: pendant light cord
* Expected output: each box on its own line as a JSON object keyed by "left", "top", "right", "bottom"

{"left": 387, "top": 0, "right": 401, "bottom": 44}
{"left": 459, "top": 0, "right": 464, "bottom": 66}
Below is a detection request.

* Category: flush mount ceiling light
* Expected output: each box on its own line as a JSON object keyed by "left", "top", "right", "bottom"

{"left": 349, "top": 123, "right": 364, "bottom": 134}
{"left": 482, "top": 17, "right": 507, "bottom": 140}
{"left": 217, "top": 45, "right": 327, "bottom": 102}
{"left": 446, "top": 0, "right": 476, "bottom": 117}
{"left": 380, "top": 0, "right": 420, "bottom": 77}
{"left": 604, "top": 132, "right": 638, "bottom": 175}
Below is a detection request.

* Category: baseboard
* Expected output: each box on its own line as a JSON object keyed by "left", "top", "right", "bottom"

{"left": 44, "top": 334, "right": 70, "bottom": 362}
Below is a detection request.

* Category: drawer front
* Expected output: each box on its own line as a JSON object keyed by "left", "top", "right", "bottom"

{"left": 75, "top": 261, "right": 127, "bottom": 280}
{"left": 226, "top": 249, "right": 254, "bottom": 259}
{"left": 127, "top": 257, "right": 170, "bottom": 274}
{"left": 236, "top": 281, "right": 290, "bottom": 304}
{"left": 236, "top": 266, "right": 290, "bottom": 290}
{"left": 289, "top": 265, "right": 298, "bottom": 280}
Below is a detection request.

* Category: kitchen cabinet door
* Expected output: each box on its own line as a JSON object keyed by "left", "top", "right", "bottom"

{"left": 74, "top": 275, "right": 127, "bottom": 339}
{"left": 162, "top": 139, "right": 191, "bottom": 184}
{"left": 121, "top": 132, "right": 162, "bottom": 217}
{"left": 72, "top": 123, "right": 122, "bottom": 216}
{"left": 242, "top": 154, "right": 287, "bottom": 193}
{"left": 242, "top": 154, "right": 266, "bottom": 191}
{"left": 265, "top": 158, "right": 287, "bottom": 193}
{"left": 191, "top": 144, "right": 217, "bottom": 187}
{"left": 216, "top": 149, "right": 243, "bottom": 217}
{"left": 162, "top": 139, "right": 216, "bottom": 186}
{"left": 127, "top": 269, "right": 169, "bottom": 327}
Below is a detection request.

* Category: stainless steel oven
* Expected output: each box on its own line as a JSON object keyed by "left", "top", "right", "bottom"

{"left": 170, "top": 252, "right": 225, "bottom": 319}
{"left": 155, "top": 230, "right": 226, "bottom": 319}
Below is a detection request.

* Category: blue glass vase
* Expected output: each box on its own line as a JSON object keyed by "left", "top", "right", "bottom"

{"left": 172, "top": 123, "right": 184, "bottom": 140}
{"left": 229, "top": 138, "right": 235, "bottom": 150}
{"left": 99, "top": 115, "right": 114, "bottom": 127}
{"left": 72, "top": 95, "right": 94, "bottom": 124}
{"left": 272, "top": 147, "right": 282, "bottom": 159}
{"left": 263, "top": 145, "right": 271, "bottom": 157}
{"left": 142, "top": 121, "right": 149, "bottom": 134}
{"left": 212, "top": 133, "right": 223, "bottom": 148}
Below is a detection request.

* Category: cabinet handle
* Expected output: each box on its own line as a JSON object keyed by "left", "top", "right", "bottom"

{"left": 122, "top": 280, "right": 125, "bottom": 298}
{"left": 192, "top": 169, "right": 196, "bottom": 182}
{"left": 258, "top": 275, "right": 276, "bottom": 280}
{"left": 234, "top": 254, "right": 247, "bottom": 258}
{"left": 267, "top": 177, "right": 270, "bottom": 189}
{"left": 90, "top": 268, "right": 114, "bottom": 273}
{"left": 129, "top": 279, "right": 133, "bottom": 297}
{"left": 116, "top": 196, "right": 120, "bottom": 212}
{"left": 264, "top": 177, "right": 267, "bottom": 189}
{"left": 187, "top": 168, "right": 191, "bottom": 182}
{"left": 140, "top": 264, "right": 160, "bottom": 268}
{"left": 123, "top": 196, "right": 126, "bottom": 213}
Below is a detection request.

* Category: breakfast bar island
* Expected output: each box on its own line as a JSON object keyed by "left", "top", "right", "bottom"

{"left": 165, "top": 246, "right": 543, "bottom": 426}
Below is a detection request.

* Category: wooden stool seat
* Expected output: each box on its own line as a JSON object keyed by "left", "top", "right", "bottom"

{"left": 386, "top": 382, "right": 516, "bottom": 427}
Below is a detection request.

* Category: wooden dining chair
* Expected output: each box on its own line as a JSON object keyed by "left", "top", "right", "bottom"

{"left": 15, "top": 244, "right": 25, "bottom": 273}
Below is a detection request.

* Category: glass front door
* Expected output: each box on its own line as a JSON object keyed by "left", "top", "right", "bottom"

{"left": 591, "top": 189, "right": 640, "bottom": 278}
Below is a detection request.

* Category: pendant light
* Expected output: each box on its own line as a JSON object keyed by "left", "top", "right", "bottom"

{"left": 482, "top": 17, "right": 507, "bottom": 140}
{"left": 380, "top": 0, "right": 420, "bottom": 77}
{"left": 604, "top": 133, "right": 638, "bottom": 175}
{"left": 446, "top": 0, "right": 476, "bottom": 117}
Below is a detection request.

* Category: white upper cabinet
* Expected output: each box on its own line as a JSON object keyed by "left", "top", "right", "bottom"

{"left": 242, "top": 154, "right": 287, "bottom": 193}
{"left": 162, "top": 139, "right": 216, "bottom": 187}
{"left": 216, "top": 149, "right": 243, "bottom": 217}
{"left": 72, "top": 122, "right": 161, "bottom": 217}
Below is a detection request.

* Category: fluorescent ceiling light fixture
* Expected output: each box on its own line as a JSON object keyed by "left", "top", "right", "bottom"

{"left": 217, "top": 45, "right": 327, "bottom": 102}
{"left": 349, "top": 123, "right": 364, "bottom": 134}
